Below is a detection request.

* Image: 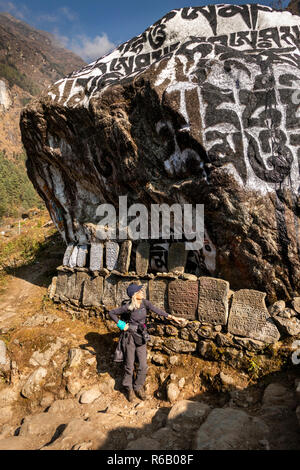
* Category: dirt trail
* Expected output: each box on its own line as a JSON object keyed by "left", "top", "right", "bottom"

{"left": 0, "top": 264, "right": 48, "bottom": 327}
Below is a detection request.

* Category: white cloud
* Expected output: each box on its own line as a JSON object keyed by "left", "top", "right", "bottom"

{"left": 68, "top": 34, "right": 116, "bottom": 62}
{"left": 58, "top": 6, "right": 77, "bottom": 22}
{"left": 0, "top": 1, "right": 29, "bottom": 20}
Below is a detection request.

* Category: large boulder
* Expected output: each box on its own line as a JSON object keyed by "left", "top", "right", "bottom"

{"left": 194, "top": 408, "right": 269, "bottom": 450}
{"left": 20, "top": 5, "right": 300, "bottom": 301}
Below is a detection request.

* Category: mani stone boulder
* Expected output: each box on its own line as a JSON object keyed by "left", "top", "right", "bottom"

{"left": 20, "top": 5, "right": 300, "bottom": 303}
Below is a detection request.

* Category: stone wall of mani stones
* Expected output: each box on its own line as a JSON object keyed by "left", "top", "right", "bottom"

{"left": 48, "top": 241, "right": 300, "bottom": 362}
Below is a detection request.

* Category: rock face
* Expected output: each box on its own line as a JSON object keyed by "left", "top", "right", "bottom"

{"left": 20, "top": 5, "right": 300, "bottom": 302}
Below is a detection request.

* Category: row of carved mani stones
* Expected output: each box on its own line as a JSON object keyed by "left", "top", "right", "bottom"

{"left": 62, "top": 240, "right": 188, "bottom": 274}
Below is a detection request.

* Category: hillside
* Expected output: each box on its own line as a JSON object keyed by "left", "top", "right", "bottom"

{"left": 0, "top": 12, "right": 86, "bottom": 220}
{"left": 0, "top": 13, "right": 86, "bottom": 157}
{"left": 287, "top": 0, "right": 300, "bottom": 14}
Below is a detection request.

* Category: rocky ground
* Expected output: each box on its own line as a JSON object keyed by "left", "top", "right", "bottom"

{"left": 0, "top": 277, "right": 299, "bottom": 450}
{"left": 0, "top": 213, "right": 299, "bottom": 450}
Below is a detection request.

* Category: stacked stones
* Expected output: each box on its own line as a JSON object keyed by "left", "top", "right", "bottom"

{"left": 50, "top": 241, "right": 300, "bottom": 363}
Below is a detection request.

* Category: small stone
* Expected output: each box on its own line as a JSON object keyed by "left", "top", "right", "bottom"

{"left": 165, "top": 325, "right": 178, "bottom": 336}
{"left": 219, "top": 372, "right": 235, "bottom": 387}
{"left": 268, "top": 300, "right": 286, "bottom": 316}
{"left": 167, "top": 383, "right": 180, "bottom": 403}
{"left": 163, "top": 338, "right": 197, "bottom": 354}
{"left": 67, "top": 348, "right": 83, "bottom": 368}
{"left": 169, "top": 356, "right": 179, "bottom": 366}
{"left": 292, "top": 297, "right": 300, "bottom": 314}
{"left": 152, "top": 354, "right": 166, "bottom": 365}
{"left": 40, "top": 392, "right": 55, "bottom": 409}
{"left": 273, "top": 316, "right": 300, "bottom": 336}
{"left": 0, "top": 340, "right": 9, "bottom": 370}
{"left": 277, "top": 308, "right": 297, "bottom": 319}
{"left": 178, "top": 378, "right": 185, "bottom": 389}
{"left": 67, "top": 378, "right": 82, "bottom": 396}
{"left": 21, "top": 367, "right": 47, "bottom": 399}
{"left": 79, "top": 385, "right": 101, "bottom": 404}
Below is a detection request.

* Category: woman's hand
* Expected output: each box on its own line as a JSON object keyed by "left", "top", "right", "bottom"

{"left": 123, "top": 323, "right": 129, "bottom": 331}
{"left": 168, "top": 314, "right": 186, "bottom": 326}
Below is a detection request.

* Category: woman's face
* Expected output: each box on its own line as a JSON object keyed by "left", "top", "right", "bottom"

{"left": 135, "top": 288, "right": 144, "bottom": 301}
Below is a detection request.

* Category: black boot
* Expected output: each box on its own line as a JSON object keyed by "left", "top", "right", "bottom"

{"left": 126, "top": 389, "right": 135, "bottom": 402}
{"left": 135, "top": 386, "right": 147, "bottom": 400}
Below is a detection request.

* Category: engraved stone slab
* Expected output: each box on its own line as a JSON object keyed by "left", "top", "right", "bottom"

{"left": 168, "top": 242, "right": 187, "bottom": 273}
{"left": 68, "top": 245, "right": 79, "bottom": 268}
{"left": 63, "top": 244, "right": 75, "bottom": 266}
{"left": 116, "top": 278, "right": 148, "bottom": 306}
{"left": 117, "top": 240, "right": 132, "bottom": 273}
{"left": 198, "top": 277, "right": 229, "bottom": 325}
{"left": 90, "top": 242, "right": 104, "bottom": 271}
{"left": 105, "top": 241, "right": 120, "bottom": 271}
{"left": 55, "top": 272, "right": 68, "bottom": 298}
{"left": 67, "top": 272, "right": 77, "bottom": 299}
{"left": 168, "top": 280, "right": 198, "bottom": 320}
{"left": 73, "top": 272, "right": 90, "bottom": 301}
{"left": 136, "top": 242, "right": 150, "bottom": 275}
{"left": 227, "top": 289, "right": 280, "bottom": 343}
{"left": 102, "top": 274, "right": 118, "bottom": 308}
{"left": 149, "top": 279, "right": 169, "bottom": 311}
{"left": 82, "top": 275, "right": 103, "bottom": 307}
{"left": 76, "top": 245, "right": 88, "bottom": 268}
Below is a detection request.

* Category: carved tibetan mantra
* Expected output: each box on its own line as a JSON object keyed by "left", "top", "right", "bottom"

{"left": 21, "top": 5, "right": 300, "bottom": 302}
{"left": 168, "top": 280, "right": 199, "bottom": 320}
{"left": 227, "top": 289, "right": 280, "bottom": 343}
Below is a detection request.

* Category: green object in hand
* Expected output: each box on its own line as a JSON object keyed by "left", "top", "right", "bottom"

{"left": 117, "top": 320, "right": 127, "bottom": 330}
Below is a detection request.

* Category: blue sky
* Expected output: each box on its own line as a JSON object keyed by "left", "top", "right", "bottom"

{"left": 0, "top": 0, "right": 291, "bottom": 62}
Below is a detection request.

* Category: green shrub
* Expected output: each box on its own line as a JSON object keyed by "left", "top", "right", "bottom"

{"left": 0, "top": 151, "right": 44, "bottom": 221}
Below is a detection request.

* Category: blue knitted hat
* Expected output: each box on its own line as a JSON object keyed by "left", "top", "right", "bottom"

{"left": 127, "top": 283, "right": 144, "bottom": 298}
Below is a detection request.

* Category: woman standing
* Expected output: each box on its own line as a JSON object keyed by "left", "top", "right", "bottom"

{"left": 109, "top": 283, "right": 185, "bottom": 402}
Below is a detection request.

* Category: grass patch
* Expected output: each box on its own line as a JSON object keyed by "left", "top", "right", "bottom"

{"left": 0, "top": 212, "right": 60, "bottom": 272}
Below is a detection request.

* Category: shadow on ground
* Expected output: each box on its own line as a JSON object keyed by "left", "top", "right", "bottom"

{"left": 93, "top": 366, "right": 300, "bottom": 451}
{"left": 2, "top": 232, "right": 65, "bottom": 288}
{"left": 77, "top": 331, "right": 300, "bottom": 451}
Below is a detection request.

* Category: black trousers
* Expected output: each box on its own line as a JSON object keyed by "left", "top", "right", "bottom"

{"left": 122, "top": 334, "right": 148, "bottom": 391}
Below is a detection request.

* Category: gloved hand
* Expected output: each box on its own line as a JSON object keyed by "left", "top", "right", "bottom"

{"left": 117, "top": 320, "right": 129, "bottom": 331}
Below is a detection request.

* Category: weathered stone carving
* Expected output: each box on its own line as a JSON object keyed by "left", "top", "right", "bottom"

{"left": 227, "top": 289, "right": 280, "bottom": 343}
{"left": 76, "top": 245, "right": 88, "bottom": 268}
{"left": 82, "top": 275, "right": 103, "bottom": 307}
{"left": 117, "top": 240, "right": 132, "bottom": 273}
{"left": 63, "top": 244, "right": 74, "bottom": 266}
{"left": 198, "top": 277, "right": 229, "bottom": 325}
{"left": 168, "top": 279, "right": 198, "bottom": 320}
{"left": 102, "top": 274, "right": 118, "bottom": 309}
{"left": 89, "top": 242, "right": 104, "bottom": 271}
{"left": 105, "top": 241, "right": 119, "bottom": 271}
{"left": 149, "top": 278, "right": 169, "bottom": 311}
{"left": 136, "top": 242, "right": 150, "bottom": 276}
